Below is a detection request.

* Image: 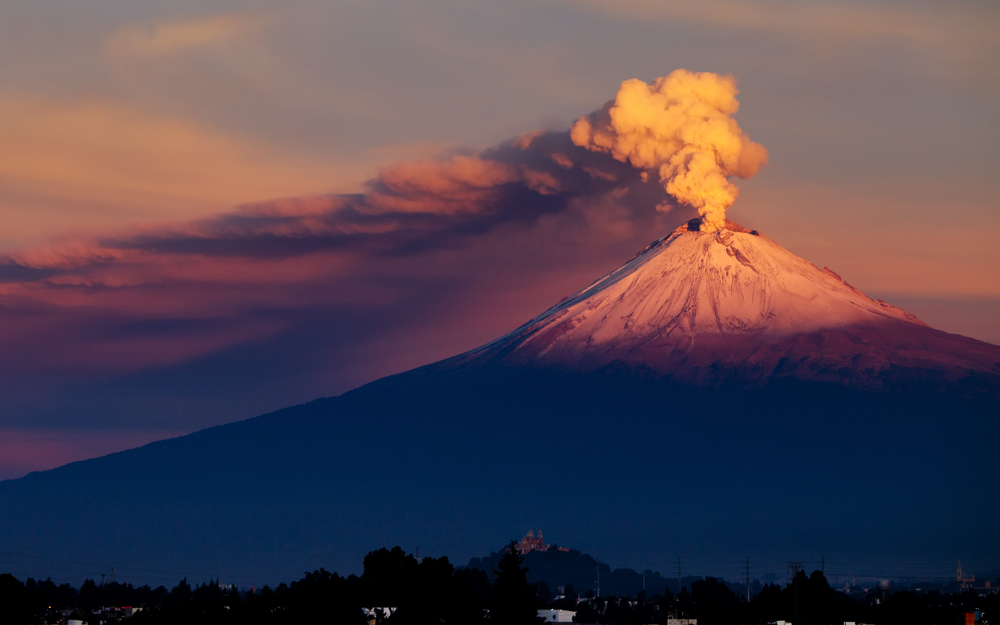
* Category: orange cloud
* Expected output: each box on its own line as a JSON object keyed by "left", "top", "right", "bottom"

{"left": 104, "top": 13, "right": 266, "bottom": 57}
{"left": 550, "top": 153, "right": 574, "bottom": 169}
{"left": 521, "top": 168, "right": 562, "bottom": 195}
{"left": 571, "top": 0, "right": 998, "bottom": 50}
{"left": 512, "top": 130, "right": 547, "bottom": 150}
{"left": 0, "top": 97, "right": 372, "bottom": 249}
{"left": 371, "top": 155, "right": 520, "bottom": 214}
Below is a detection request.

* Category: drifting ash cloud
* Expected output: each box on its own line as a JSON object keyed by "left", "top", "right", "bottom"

{"left": 4, "top": 71, "right": 766, "bottom": 282}
{"left": 0, "top": 71, "right": 766, "bottom": 434}
{"left": 4, "top": 131, "right": 653, "bottom": 277}
{"left": 0, "top": 130, "right": 666, "bottom": 414}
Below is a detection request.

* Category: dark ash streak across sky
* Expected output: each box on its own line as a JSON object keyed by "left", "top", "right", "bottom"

{"left": 0, "top": 128, "right": 692, "bottom": 458}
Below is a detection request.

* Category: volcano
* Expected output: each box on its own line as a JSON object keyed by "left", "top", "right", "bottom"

{"left": 453, "top": 218, "right": 999, "bottom": 390}
{"left": 0, "top": 220, "right": 997, "bottom": 583}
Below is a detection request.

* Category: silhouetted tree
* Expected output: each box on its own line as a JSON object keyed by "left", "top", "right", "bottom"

{"left": 399, "top": 555, "right": 454, "bottom": 624}
{"left": 0, "top": 574, "right": 33, "bottom": 624}
{"left": 78, "top": 578, "right": 103, "bottom": 611}
{"left": 451, "top": 567, "right": 490, "bottom": 624}
{"left": 690, "top": 577, "right": 739, "bottom": 625}
{"left": 575, "top": 599, "right": 600, "bottom": 623}
{"left": 798, "top": 569, "right": 841, "bottom": 624}
{"left": 676, "top": 586, "right": 693, "bottom": 619}
{"left": 490, "top": 541, "right": 543, "bottom": 624}
{"left": 748, "top": 582, "right": 783, "bottom": 623}
{"left": 362, "top": 546, "right": 419, "bottom": 611}
{"left": 281, "top": 568, "right": 364, "bottom": 624}
{"left": 562, "top": 583, "right": 578, "bottom": 610}
{"left": 536, "top": 580, "right": 552, "bottom": 606}
{"left": 168, "top": 577, "right": 192, "bottom": 606}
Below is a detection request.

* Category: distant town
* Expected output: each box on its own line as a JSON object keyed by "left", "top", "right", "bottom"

{"left": 1, "top": 531, "right": 996, "bottom": 624}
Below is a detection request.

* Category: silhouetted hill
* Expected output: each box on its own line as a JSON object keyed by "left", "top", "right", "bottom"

{"left": 467, "top": 547, "right": 677, "bottom": 598}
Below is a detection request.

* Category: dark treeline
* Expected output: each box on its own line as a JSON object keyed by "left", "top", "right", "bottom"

{"left": 658, "top": 571, "right": 999, "bottom": 625}
{"left": 0, "top": 544, "right": 527, "bottom": 625}
{"left": 569, "top": 571, "right": 1000, "bottom": 625}
{"left": 2, "top": 548, "right": 999, "bottom": 625}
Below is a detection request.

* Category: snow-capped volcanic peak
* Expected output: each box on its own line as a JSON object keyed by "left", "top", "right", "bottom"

{"left": 495, "top": 218, "right": 920, "bottom": 350}
{"left": 456, "top": 218, "right": 1000, "bottom": 385}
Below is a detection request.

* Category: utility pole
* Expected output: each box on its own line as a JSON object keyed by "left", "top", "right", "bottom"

{"left": 675, "top": 556, "right": 683, "bottom": 595}
{"left": 821, "top": 555, "right": 825, "bottom": 575}
{"left": 745, "top": 557, "right": 750, "bottom": 602}
{"left": 596, "top": 557, "right": 601, "bottom": 598}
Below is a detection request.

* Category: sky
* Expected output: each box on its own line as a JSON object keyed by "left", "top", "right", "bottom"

{"left": 0, "top": 0, "right": 998, "bottom": 480}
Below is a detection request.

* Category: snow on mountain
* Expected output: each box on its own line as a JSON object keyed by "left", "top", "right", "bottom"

{"left": 459, "top": 219, "right": 1000, "bottom": 386}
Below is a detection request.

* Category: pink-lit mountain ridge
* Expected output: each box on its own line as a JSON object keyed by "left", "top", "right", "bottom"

{"left": 453, "top": 218, "right": 1000, "bottom": 390}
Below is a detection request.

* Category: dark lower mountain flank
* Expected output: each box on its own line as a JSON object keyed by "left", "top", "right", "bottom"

{"left": 0, "top": 364, "right": 996, "bottom": 582}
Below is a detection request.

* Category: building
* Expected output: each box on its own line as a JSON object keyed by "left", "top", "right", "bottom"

{"left": 515, "top": 529, "right": 571, "bottom": 555}
{"left": 538, "top": 609, "right": 576, "bottom": 622}
{"left": 517, "top": 529, "right": 547, "bottom": 554}
{"left": 364, "top": 607, "right": 397, "bottom": 624}
{"left": 958, "top": 561, "right": 976, "bottom": 589}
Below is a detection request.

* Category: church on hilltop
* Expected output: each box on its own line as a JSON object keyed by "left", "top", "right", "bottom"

{"left": 515, "top": 529, "right": 570, "bottom": 555}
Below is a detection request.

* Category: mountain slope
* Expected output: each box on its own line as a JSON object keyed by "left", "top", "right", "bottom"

{"left": 0, "top": 219, "right": 996, "bottom": 584}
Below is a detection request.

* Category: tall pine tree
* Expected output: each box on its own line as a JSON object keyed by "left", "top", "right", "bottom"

{"left": 490, "top": 541, "right": 542, "bottom": 625}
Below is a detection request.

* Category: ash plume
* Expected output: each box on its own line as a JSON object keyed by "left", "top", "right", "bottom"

{"left": 0, "top": 70, "right": 769, "bottom": 423}
{"left": 571, "top": 69, "right": 768, "bottom": 232}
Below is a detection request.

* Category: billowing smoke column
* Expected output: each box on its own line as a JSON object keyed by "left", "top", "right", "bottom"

{"left": 571, "top": 69, "right": 768, "bottom": 232}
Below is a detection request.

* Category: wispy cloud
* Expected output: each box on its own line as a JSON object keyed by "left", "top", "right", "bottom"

{"left": 104, "top": 13, "right": 267, "bottom": 57}
{"left": 571, "top": 0, "right": 999, "bottom": 50}
{"left": 0, "top": 97, "right": 374, "bottom": 249}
